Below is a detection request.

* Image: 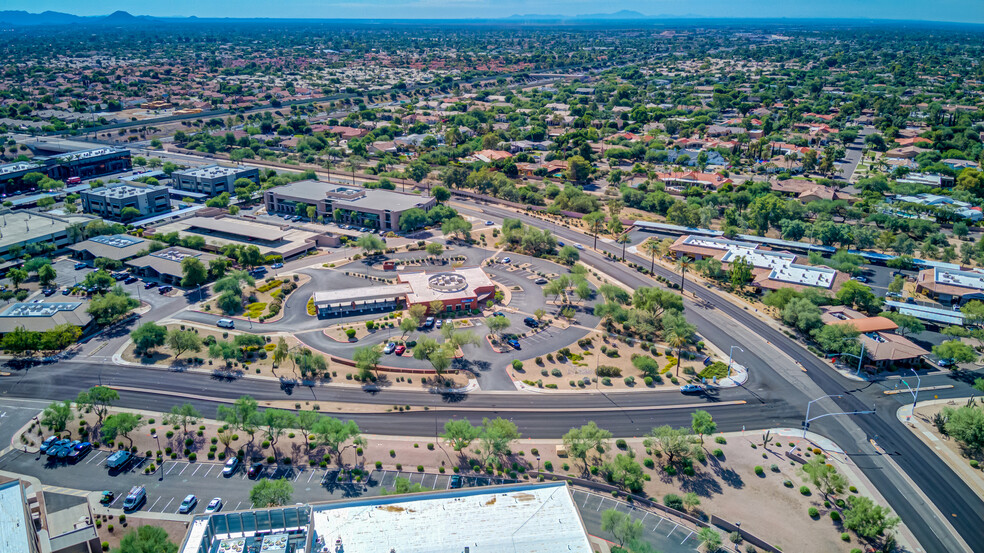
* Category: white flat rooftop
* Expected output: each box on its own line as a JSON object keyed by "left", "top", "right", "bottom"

{"left": 934, "top": 268, "right": 984, "bottom": 291}
{"left": 310, "top": 482, "right": 592, "bottom": 553}
{"left": 685, "top": 235, "right": 835, "bottom": 288}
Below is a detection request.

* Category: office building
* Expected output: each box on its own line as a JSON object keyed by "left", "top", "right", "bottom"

{"left": 80, "top": 182, "right": 170, "bottom": 221}
{"left": 263, "top": 181, "right": 437, "bottom": 231}
{"left": 172, "top": 164, "right": 260, "bottom": 196}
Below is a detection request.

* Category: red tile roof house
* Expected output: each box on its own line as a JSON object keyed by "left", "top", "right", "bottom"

{"left": 655, "top": 171, "right": 733, "bottom": 191}
{"left": 821, "top": 306, "right": 929, "bottom": 370}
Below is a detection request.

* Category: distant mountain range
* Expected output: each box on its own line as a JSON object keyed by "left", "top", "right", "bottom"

{"left": 0, "top": 9, "right": 672, "bottom": 27}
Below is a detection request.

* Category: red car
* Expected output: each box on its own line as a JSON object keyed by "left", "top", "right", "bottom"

{"left": 394, "top": 345, "right": 406, "bottom": 356}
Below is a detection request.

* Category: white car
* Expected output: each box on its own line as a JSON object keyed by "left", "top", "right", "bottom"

{"left": 501, "top": 257, "right": 511, "bottom": 263}
{"left": 574, "top": 244, "right": 584, "bottom": 250}
{"left": 485, "top": 220, "right": 494, "bottom": 225}
{"left": 205, "top": 498, "right": 222, "bottom": 514}
{"left": 383, "top": 342, "right": 396, "bottom": 354}
{"left": 222, "top": 456, "right": 239, "bottom": 476}
{"left": 679, "top": 384, "right": 704, "bottom": 393}
{"left": 178, "top": 494, "right": 198, "bottom": 514}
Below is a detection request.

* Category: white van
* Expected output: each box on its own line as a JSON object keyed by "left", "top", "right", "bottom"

{"left": 123, "top": 486, "right": 146, "bottom": 511}
{"left": 216, "top": 319, "right": 235, "bottom": 329}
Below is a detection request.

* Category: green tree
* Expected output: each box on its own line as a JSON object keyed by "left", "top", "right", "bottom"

{"left": 87, "top": 287, "right": 139, "bottom": 325}
{"left": 932, "top": 340, "right": 977, "bottom": 367}
{"left": 7, "top": 268, "right": 27, "bottom": 288}
{"left": 486, "top": 314, "right": 510, "bottom": 337}
{"left": 425, "top": 242, "right": 444, "bottom": 256}
{"left": 130, "top": 322, "right": 167, "bottom": 354}
{"left": 842, "top": 496, "right": 900, "bottom": 542}
{"left": 728, "top": 256, "right": 753, "bottom": 290}
{"left": 353, "top": 344, "right": 383, "bottom": 380}
{"left": 250, "top": 478, "right": 293, "bottom": 507}
{"left": 880, "top": 312, "right": 925, "bottom": 337}
{"left": 441, "top": 216, "right": 473, "bottom": 240}
{"left": 217, "top": 395, "right": 262, "bottom": 442}
{"left": 643, "top": 425, "right": 698, "bottom": 466}
{"left": 631, "top": 287, "right": 683, "bottom": 318}
{"left": 100, "top": 412, "right": 144, "bottom": 447}
{"left": 1, "top": 326, "right": 38, "bottom": 354}
{"left": 312, "top": 416, "right": 361, "bottom": 464}
{"left": 272, "top": 337, "right": 289, "bottom": 368}
{"left": 111, "top": 525, "right": 178, "bottom": 553}
{"left": 405, "top": 159, "right": 430, "bottom": 184}
{"left": 166, "top": 328, "right": 203, "bottom": 359}
{"left": 120, "top": 206, "right": 141, "bottom": 222}
{"left": 691, "top": 410, "right": 716, "bottom": 444}
{"left": 582, "top": 211, "right": 606, "bottom": 250}
{"left": 75, "top": 385, "right": 119, "bottom": 423}
{"left": 381, "top": 476, "right": 430, "bottom": 495}
{"left": 261, "top": 409, "right": 296, "bottom": 447}
{"left": 800, "top": 454, "right": 848, "bottom": 499}
{"left": 432, "top": 185, "right": 451, "bottom": 203}
{"left": 37, "top": 264, "right": 56, "bottom": 287}
{"left": 887, "top": 275, "right": 905, "bottom": 294}
{"left": 836, "top": 280, "right": 881, "bottom": 313}
{"left": 696, "top": 527, "right": 723, "bottom": 552}
{"left": 399, "top": 208, "right": 429, "bottom": 231}
{"left": 604, "top": 453, "right": 645, "bottom": 492}
{"left": 180, "top": 257, "right": 208, "bottom": 289}
{"left": 41, "top": 400, "right": 73, "bottom": 432}
{"left": 399, "top": 316, "right": 419, "bottom": 338}
{"left": 942, "top": 404, "right": 984, "bottom": 452}
{"left": 163, "top": 403, "right": 203, "bottom": 435}
{"left": 355, "top": 233, "right": 385, "bottom": 256}
{"left": 566, "top": 155, "right": 592, "bottom": 183}
{"left": 601, "top": 509, "right": 642, "bottom": 547}
{"left": 442, "top": 419, "right": 481, "bottom": 452}
{"left": 814, "top": 324, "right": 860, "bottom": 355}
{"left": 478, "top": 417, "right": 521, "bottom": 463}
{"left": 557, "top": 244, "right": 580, "bottom": 265}
{"left": 562, "top": 421, "right": 612, "bottom": 470}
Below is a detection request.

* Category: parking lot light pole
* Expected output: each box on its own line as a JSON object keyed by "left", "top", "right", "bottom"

{"left": 727, "top": 345, "right": 744, "bottom": 378}
{"left": 151, "top": 432, "right": 163, "bottom": 481}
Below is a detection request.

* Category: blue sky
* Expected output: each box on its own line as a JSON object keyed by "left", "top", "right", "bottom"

{"left": 6, "top": 0, "right": 982, "bottom": 23}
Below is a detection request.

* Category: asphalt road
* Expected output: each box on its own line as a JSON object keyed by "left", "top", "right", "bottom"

{"left": 457, "top": 201, "right": 981, "bottom": 552}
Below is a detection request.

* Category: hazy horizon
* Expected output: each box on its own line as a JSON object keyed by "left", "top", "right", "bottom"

{"left": 4, "top": 0, "right": 983, "bottom": 25}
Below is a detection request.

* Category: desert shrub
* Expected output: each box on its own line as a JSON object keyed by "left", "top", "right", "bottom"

{"left": 595, "top": 365, "right": 621, "bottom": 377}
{"left": 808, "top": 507, "right": 819, "bottom": 518}
{"left": 663, "top": 494, "right": 684, "bottom": 510}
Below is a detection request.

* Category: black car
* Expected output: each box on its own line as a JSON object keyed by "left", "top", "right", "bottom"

{"left": 124, "top": 276, "right": 138, "bottom": 284}
{"left": 144, "top": 281, "right": 157, "bottom": 289}
{"left": 68, "top": 442, "right": 92, "bottom": 462}
{"left": 523, "top": 317, "right": 539, "bottom": 328}
{"left": 158, "top": 285, "right": 173, "bottom": 294}
{"left": 449, "top": 475, "right": 462, "bottom": 489}
{"left": 247, "top": 462, "right": 263, "bottom": 478}
{"left": 42, "top": 288, "right": 57, "bottom": 297}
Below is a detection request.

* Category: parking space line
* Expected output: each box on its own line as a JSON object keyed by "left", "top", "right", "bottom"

{"left": 202, "top": 464, "right": 215, "bottom": 478}
{"left": 161, "top": 497, "right": 174, "bottom": 513}
{"left": 178, "top": 464, "right": 190, "bottom": 476}
{"left": 147, "top": 497, "right": 161, "bottom": 512}
{"left": 681, "top": 530, "right": 695, "bottom": 544}
{"left": 667, "top": 523, "right": 678, "bottom": 537}
{"left": 86, "top": 451, "right": 105, "bottom": 464}
{"left": 292, "top": 470, "right": 302, "bottom": 482}
{"left": 166, "top": 462, "right": 182, "bottom": 475}
{"left": 653, "top": 517, "right": 663, "bottom": 531}
{"left": 307, "top": 471, "right": 316, "bottom": 483}
{"left": 109, "top": 494, "right": 121, "bottom": 507}
{"left": 191, "top": 464, "right": 203, "bottom": 476}
{"left": 217, "top": 466, "right": 226, "bottom": 478}
{"left": 234, "top": 501, "right": 242, "bottom": 511}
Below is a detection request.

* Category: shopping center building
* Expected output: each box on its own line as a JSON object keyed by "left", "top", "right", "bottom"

{"left": 312, "top": 266, "right": 495, "bottom": 318}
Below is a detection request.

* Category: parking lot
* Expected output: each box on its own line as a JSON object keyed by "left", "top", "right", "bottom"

{"left": 573, "top": 489, "right": 702, "bottom": 553}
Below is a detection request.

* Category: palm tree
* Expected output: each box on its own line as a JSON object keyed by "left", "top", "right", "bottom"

{"left": 667, "top": 331, "right": 689, "bottom": 377}
{"left": 676, "top": 256, "right": 692, "bottom": 295}
{"left": 642, "top": 238, "right": 661, "bottom": 274}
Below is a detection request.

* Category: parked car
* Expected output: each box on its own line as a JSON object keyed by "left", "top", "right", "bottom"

{"left": 74, "top": 262, "right": 87, "bottom": 270}
{"left": 557, "top": 242, "right": 565, "bottom": 247}
{"left": 106, "top": 450, "right": 133, "bottom": 471}
{"left": 248, "top": 462, "right": 264, "bottom": 478}
{"left": 436, "top": 319, "right": 443, "bottom": 329}
{"left": 122, "top": 486, "right": 146, "bottom": 511}
{"left": 851, "top": 275, "right": 869, "bottom": 283}
{"left": 534, "top": 278, "right": 548, "bottom": 285}
{"left": 291, "top": 215, "right": 302, "bottom": 222}
{"left": 272, "top": 262, "right": 284, "bottom": 269}
{"left": 485, "top": 220, "right": 494, "bottom": 225}
{"left": 61, "top": 288, "right": 72, "bottom": 295}
{"left": 886, "top": 291, "right": 901, "bottom": 298}
{"left": 523, "top": 317, "right": 539, "bottom": 328}
{"left": 449, "top": 475, "right": 462, "bottom": 489}
{"left": 144, "top": 281, "right": 157, "bottom": 289}
{"left": 124, "top": 276, "right": 138, "bottom": 284}
{"left": 507, "top": 339, "right": 521, "bottom": 349}
{"left": 383, "top": 342, "right": 396, "bottom": 354}
{"left": 39, "top": 436, "right": 58, "bottom": 454}
{"left": 222, "top": 457, "right": 239, "bottom": 476}
{"left": 394, "top": 345, "right": 406, "bottom": 356}
{"left": 68, "top": 442, "right": 92, "bottom": 462}
{"left": 205, "top": 498, "right": 222, "bottom": 514}
{"left": 57, "top": 440, "right": 81, "bottom": 459}
{"left": 423, "top": 317, "right": 435, "bottom": 328}
{"left": 501, "top": 257, "right": 511, "bottom": 263}
{"left": 42, "top": 288, "right": 56, "bottom": 296}
{"left": 46, "top": 439, "right": 70, "bottom": 457}
{"left": 217, "top": 319, "right": 235, "bottom": 329}
{"left": 491, "top": 312, "right": 504, "bottom": 318}
{"left": 179, "top": 494, "right": 198, "bottom": 514}
{"left": 680, "top": 384, "right": 704, "bottom": 393}
{"left": 574, "top": 243, "right": 584, "bottom": 250}
{"left": 158, "top": 285, "right": 173, "bottom": 294}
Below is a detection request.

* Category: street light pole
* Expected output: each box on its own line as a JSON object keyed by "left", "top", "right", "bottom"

{"left": 727, "top": 345, "right": 744, "bottom": 378}
{"left": 900, "top": 368, "right": 921, "bottom": 420}
{"left": 803, "top": 394, "right": 842, "bottom": 440}
{"left": 151, "top": 432, "right": 163, "bottom": 481}
{"left": 797, "top": 394, "right": 876, "bottom": 452}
